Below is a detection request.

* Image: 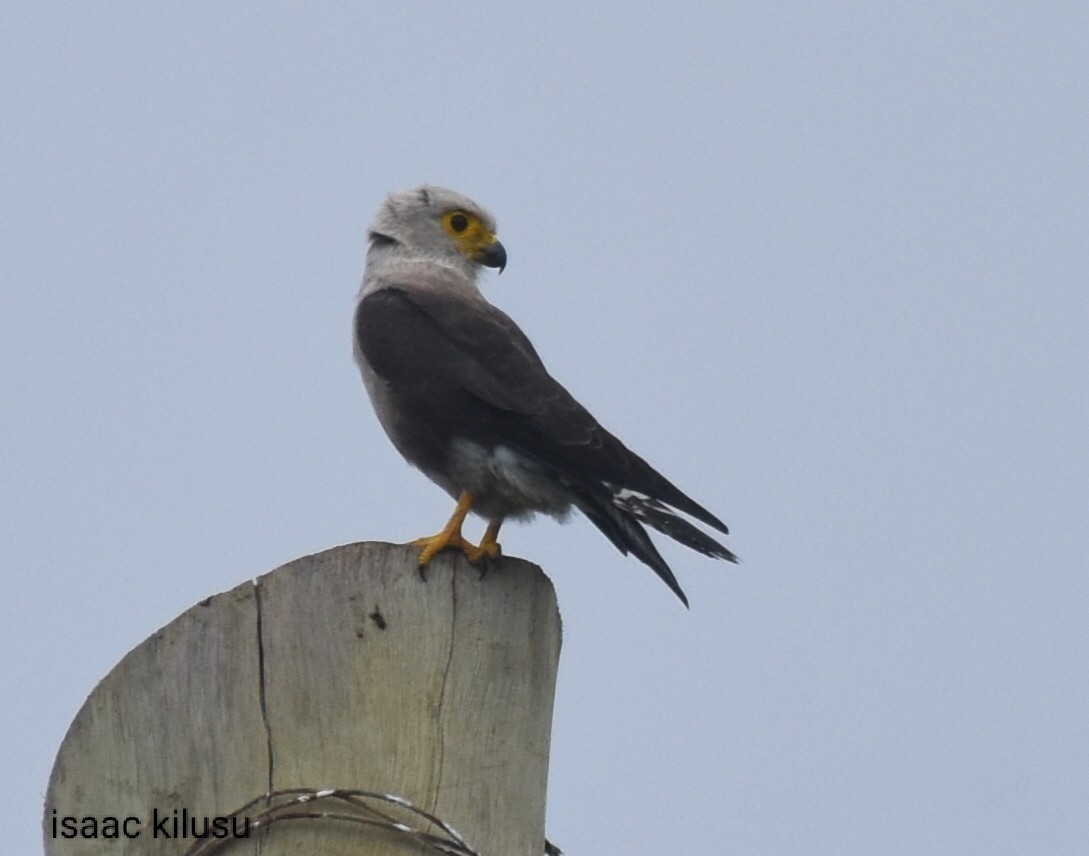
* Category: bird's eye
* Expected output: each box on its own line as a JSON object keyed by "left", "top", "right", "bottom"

{"left": 449, "top": 213, "right": 469, "bottom": 233}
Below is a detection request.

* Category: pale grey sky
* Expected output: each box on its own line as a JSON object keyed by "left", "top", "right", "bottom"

{"left": 4, "top": 3, "right": 1088, "bottom": 853}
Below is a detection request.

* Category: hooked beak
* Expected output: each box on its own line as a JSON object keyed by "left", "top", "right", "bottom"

{"left": 475, "top": 239, "right": 507, "bottom": 273}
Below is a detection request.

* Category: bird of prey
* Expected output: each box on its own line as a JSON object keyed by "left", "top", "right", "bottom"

{"left": 353, "top": 185, "right": 737, "bottom": 605}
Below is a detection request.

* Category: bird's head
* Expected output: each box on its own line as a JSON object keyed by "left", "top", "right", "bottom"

{"left": 367, "top": 185, "right": 506, "bottom": 279}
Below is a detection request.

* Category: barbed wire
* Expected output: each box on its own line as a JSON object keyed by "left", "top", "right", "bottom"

{"left": 179, "top": 786, "right": 561, "bottom": 856}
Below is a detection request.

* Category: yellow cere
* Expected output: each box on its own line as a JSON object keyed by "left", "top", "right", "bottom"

{"left": 441, "top": 209, "right": 498, "bottom": 257}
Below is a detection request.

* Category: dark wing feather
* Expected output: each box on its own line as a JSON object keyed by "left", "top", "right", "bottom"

{"left": 356, "top": 285, "right": 733, "bottom": 604}
{"left": 358, "top": 286, "right": 730, "bottom": 534}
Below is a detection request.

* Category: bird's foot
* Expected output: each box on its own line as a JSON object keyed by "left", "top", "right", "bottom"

{"left": 410, "top": 530, "right": 501, "bottom": 577}
{"left": 467, "top": 538, "right": 501, "bottom": 563}
{"left": 471, "top": 519, "right": 504, "bottom": 577}
{"left": 412, "top": 490, "right": 479, "bottom": 576}
{"left": 412, "top": 531, "right": 478, "bottom": 567}
{"left": 469, "top": 538, "right": 502, "bottom": 577}
{"left": 411, "top": 499, "right": 503, "bottom": 578}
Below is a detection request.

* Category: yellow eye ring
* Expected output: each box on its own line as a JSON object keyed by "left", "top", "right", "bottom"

{"left": 442, "top": 210, "right": 478, "bottom": 237}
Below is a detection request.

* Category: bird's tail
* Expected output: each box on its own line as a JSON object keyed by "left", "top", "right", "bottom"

{"left": 610, "top": 488, "right": 739, "bottom": 564}
{"left": 573, "top": 489, "right": 691, "bottom": 607}
{"left": 513, "top": 447, "right": 736, "bottom": 606}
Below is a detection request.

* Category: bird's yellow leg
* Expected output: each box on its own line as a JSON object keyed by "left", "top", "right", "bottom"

{"left": 468, "top": 518, "right": 503, "bottom": 562}
{"left": 412, "top": 491, "right": 476, "bottom": 566}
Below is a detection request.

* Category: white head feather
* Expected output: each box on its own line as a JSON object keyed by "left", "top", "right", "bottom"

{"left": 365, "top": 185, "right": 500, "bottom": 282}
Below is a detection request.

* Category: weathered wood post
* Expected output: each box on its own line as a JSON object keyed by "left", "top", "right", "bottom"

{"left": 44, "top": 541, "right": 562, "bottom": 856}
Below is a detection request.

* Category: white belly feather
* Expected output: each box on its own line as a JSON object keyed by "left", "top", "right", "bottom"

{"left": 447, "top": 439, "right": 574, "bottom": 521}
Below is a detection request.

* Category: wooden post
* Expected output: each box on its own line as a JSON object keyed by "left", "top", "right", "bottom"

{"left": 44, "top": 541, "right": 562, "bottom": 856}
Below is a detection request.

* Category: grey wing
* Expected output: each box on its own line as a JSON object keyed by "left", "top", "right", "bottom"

{"left": 356, "top": 285, "right": 730, "bottom": 529}
{"left": 355, "top": 285, "right": 736, "bottom": 605}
